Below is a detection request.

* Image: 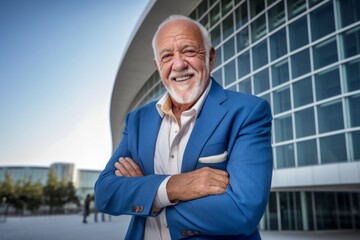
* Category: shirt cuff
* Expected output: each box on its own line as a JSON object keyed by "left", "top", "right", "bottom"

{"left": 154, "top": 176, "right": 178, "bottom": 209}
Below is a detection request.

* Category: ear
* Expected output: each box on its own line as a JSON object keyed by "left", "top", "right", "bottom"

{"left": 209, "top": 47, "right": 216, "bottom": 72}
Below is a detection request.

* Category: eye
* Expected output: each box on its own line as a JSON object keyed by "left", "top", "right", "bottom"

{"left": 160, "top": 53, "right": 173, "bottom": 62}
{"left": 183, "top": 49, "right": 196, "bottom": 56}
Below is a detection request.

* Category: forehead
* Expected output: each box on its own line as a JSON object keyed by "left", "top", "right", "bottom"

{"left": 156, "top": 19, "right": 204, "bottom": 49}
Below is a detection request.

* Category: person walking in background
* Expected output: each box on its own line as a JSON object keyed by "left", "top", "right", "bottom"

{"left": 95, "top": 14, "right": 273, "bottom": 239}
{"left": 82, "top": 194, "right": 91, "bottom": 224}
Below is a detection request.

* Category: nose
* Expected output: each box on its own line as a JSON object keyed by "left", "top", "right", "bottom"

{"left": 172, "top": 52, "right": 188, "bottom": 71}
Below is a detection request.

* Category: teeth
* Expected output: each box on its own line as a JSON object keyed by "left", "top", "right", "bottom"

{"left": 175, "top": 75, "right": 191, "bottom": 82}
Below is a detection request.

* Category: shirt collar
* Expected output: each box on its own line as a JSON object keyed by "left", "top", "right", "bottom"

{"left": 156, "top": 79, "right": 212, "bottom": 118}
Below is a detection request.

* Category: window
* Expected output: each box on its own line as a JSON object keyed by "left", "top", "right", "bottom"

{"left": 314, "top": 192, "right": 337, "bottom": 229}
{"left": 270, "top": 28, "right": 287, "bottom": 61}
{"left": 197, "top": 0, "right": 208, "bottom": 18}
{"left": 200, "top": 16, "right": 209, "bottom": 30}
{"left": 313, "top": 37, "right": 338, "bottom": 70}
{"left": 212, "top": 68, "right": 223, "bottom": 86}
{"left": 224, "top": 59, "right": 236, "bottom": 86}
{"left": 251, "top": 14, "right": 267, "bottom": 42}
{"left": 276, "top": 144, "right": 295, "bottom": 168}
{"left": 222, "top": 13, "right": 234, "bottom": 40}
{"left": 291, "top": 49, "right": 311, "bottom": 79}
{"left": 272, "top": 60, "right": 289, "bottom": 87}
{"left": 268, "top": 1, "right": 285, "bottom": 31}
{"left": 297, "top": 139, "right": 318, "bottom": 166}
{"left": 236, "top": 27, "right": 249, "bottom": 52}
{"left": 289, "top": 16, "right": 309, "bottom": 51}
{"left": 237, "top": 51, "right": 250, "bottom": 78}
{"left": 315, "top": 67, "right": 341, "bottom": 101}
{"left": 223, "top": 37, "right": 235, "bottom": 61}
{"left": 339, "top": 0, "right": 360, "bottom": 27}
{"left": 287, "top": 0, "right": 306, "bottom": 19}
{"left": 252, "top": 40, "right": 268, "bottom": 70}
{"left": 254, "top": 68, "right": 269, "bottom": 94}
{"left": 343, "top": 26, "right": 360, "bottom": 59}
{"left": 317, "top": 100, "right": 344, "bottom": 133}
{"left": 293, "top": 77, "right": 313, "bottom": 107}
{"left": 210, "top": 3, "right": 221, "bottom": 27}
{"left": 352, "top": 131, "right": 360, "bottom": 161}
{"left": 345, "top": 58, "right": 360, "bottom": 92}
{"left": 235, "top": 2, "right": 248, "bottom": 29}
{"left": 222, "top": 0, "right": 233, "bottom": 16}
{"left": 295, "top": 108, "right": 316, "bottom": 138}
{"left": 309, "top": 0, "right": 324, "bottom": 7}
{"left": 214, "top": 47, "right": 222, "bottom": 68}
{"left": 273, "top": 87, "right": 291, "bottom": 114}
{"left": 211, "top": 25, "right": 221, "bottom": 47}
{"left": 275, "top": 115, "right": 293, "bottom": 142}
{"left": 310, "top": 2, "right": 335, "bottom": 41}
{"left": 239, "top": 78, "right": 252, "bottom": 94}
{"left": 320, "top": 134, "right": 347, "bottom": 164}
{"left": 349, "top": 94, "right": 360, "bottom": 127}
{"left": 250, "top": 0, "right": 265, "bottom": 17}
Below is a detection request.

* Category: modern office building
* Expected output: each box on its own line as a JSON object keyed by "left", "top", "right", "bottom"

{"left": 110, "top": 0, "right": 360, "bottom": 231}
{"left": 50, "top": 162, "right": 75, "bottom": 183}
{"left": 0, "top": 164, "right": 100, "bottom": 201}
{"left": 0, "top": 166, "right": 49, "bottom": 185}
{"left": 76, "top": 169, "right": 101, "bottom": 201}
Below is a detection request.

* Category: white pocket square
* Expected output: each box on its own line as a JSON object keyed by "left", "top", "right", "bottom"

{"left": 198, "top": 151, "right": 228, "bottom": 163}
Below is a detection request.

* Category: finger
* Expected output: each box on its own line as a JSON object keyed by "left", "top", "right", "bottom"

{"left": 120, "top": 158, "right": 139, "bottom": 177}
{"left": 125, "top": 158, "right": 144, "bottom": 176}
{"left": 115, "top": 170, "right": 122, "bottom": 176}
{"left": 115, "top": 161, "right": 132, "bottom": 176}
{"left": 209, "top": 167, "right": 229, "bottom": 177}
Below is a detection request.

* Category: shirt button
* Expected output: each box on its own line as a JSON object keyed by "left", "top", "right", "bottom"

{"left": 170, "top": 154, "right": 174, "bottom": 159}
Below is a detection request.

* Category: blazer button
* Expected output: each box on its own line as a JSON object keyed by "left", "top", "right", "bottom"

{"left": 137, "top": 205, "right": 144, "bottom": 212}
{"left": 181, "top": 231, "right": 188, "bottom": 236}
{"left": 131, "top": 206, "right": 137, "bottom": 212}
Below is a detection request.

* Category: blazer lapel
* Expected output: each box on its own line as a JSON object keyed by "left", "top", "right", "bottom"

{"left": 138, "top": 104, "right": 162, "bottom": 175}
{"left": 181, "top": 81, "right": 228, "bottom": 173}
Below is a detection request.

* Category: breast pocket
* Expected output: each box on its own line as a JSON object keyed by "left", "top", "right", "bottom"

{"left": 196, "top": 142, "right": 228, "bottom": 170}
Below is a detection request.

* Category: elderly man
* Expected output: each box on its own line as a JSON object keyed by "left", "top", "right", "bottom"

{"left": 94, "top": 15, "right": 272, "bottom": 239}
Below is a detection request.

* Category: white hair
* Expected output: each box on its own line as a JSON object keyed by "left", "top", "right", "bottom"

{"left": 151, "top": 15, "right": 212, "bottom": 65}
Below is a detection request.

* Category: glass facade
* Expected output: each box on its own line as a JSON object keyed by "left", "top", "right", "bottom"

{"left": 262, "top": 191, "right": 360, "bottom": 231}
{"left": 127, "top": 0, "right": 360, "bottom": 231}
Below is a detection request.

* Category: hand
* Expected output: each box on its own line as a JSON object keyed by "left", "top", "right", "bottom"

{"left": 114, "top": 157, "right": 144, "bottom": 177}
{"left": 167, "top": 167, "right": 229, "bottom": 202}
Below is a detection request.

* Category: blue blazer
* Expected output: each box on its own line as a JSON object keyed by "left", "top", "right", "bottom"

{"left": 94, "top": 80, "right": 273, "bottom": 239}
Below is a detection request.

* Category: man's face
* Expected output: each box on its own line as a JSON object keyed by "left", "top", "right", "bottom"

{"left": 154, "top": 19, "right": 215, "bottom": 106}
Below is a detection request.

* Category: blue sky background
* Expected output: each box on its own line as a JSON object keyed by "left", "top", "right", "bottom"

{"left": 0, "top": 0, "right": 149, "bottom": 170}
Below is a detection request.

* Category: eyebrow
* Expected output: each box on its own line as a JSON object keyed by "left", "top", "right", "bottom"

{"left": 159, "top": 48, "right": 173, "bottom": 56}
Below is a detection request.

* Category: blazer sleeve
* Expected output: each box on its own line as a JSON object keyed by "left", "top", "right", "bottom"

{"left": 167, "top": 99, "right": 273, "bottom": 238}
{"left": 94, "top": 113, "right": 168, "bottom": 217}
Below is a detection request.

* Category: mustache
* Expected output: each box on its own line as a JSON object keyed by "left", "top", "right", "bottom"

{"left": 168, "top": 69, "right": 197, "bottom": 79}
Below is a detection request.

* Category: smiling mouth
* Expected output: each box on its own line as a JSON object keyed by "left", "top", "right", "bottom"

{"left": 172, "top": 74, "right": 193, "bottom": 82}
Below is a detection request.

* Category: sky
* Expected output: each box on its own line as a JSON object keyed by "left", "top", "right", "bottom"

{"left": 0, "top": 0, "right": 150, "bottom": 170}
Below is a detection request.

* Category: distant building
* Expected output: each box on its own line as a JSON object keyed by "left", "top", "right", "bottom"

{"left": 76, "top": 169, "right": 101, "bottom": 201}
{"left": 109, "top": 0, "right": 360, "bottom": 232}
{"left": 0, "top": 166, "right": 48, "bottom": 185}
{"left": 50, "top": 162, "right": 74, "bottom": 183}
{"left": 0, "top": 163, "right": 100, "bottom": 201}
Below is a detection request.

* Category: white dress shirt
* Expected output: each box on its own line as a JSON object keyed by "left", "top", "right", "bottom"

{"left": 144, "top": 81, "right": 212, "bottom": 240}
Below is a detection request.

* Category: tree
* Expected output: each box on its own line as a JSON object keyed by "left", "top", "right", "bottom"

{"left": 17, "top": 179, "right": 43, "bottom": 213}
{"left": 43, "top": 169, "right": 60, "bottom": 214}
{"left": 65, "top": 181, "right": 79, "bottom": 206}
{"left": 0, "top": 172, "right": 15, "bottom": 216}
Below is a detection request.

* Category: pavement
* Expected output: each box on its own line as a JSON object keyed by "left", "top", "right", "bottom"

{"left": 0, "top": 214, "right": 359, "bottom": 240}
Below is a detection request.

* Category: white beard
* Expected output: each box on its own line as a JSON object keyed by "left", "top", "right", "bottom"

{"left": 165, "top": 71, "right": 206, "bottom": 104}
